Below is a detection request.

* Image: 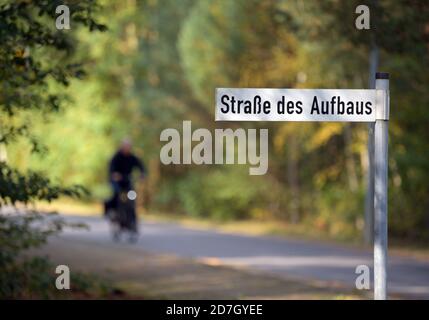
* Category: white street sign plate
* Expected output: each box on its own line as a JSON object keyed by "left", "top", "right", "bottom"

{"left": 216, "top": 88, "right": 377, "bottom": 122}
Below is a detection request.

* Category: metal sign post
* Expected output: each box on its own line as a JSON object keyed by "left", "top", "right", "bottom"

{"left": 216, "top": 72, "right": 390, "bottom": 300}
{"left": 374, "top": 72, "right": 389, "bottom": 300}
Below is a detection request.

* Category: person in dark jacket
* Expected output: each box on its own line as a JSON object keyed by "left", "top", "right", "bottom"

{"left": 104, "top": 139, "right": 146, "bottom": 217}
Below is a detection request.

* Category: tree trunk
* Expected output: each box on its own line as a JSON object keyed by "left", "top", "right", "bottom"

{"left": 287, "top": 133, "right": 300, "bottom": 223}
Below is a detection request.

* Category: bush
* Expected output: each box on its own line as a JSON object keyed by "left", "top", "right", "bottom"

{"left": 0, "top": 210, "right": 114, "bottom": 299}
{"left": 308, "top": 185, "right": 364, "bottom": 240}
{"left": 156, "top": 167, "right": 277, "bottom": 221}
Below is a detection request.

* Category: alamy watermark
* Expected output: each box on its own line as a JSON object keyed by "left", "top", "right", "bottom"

{"left": 160, "top": 121, "right": 269, "bottom": 175}
{"left": 355, "top": 5, "right": 370, "bottom": 30}
{"left": 355, "top": 264, "right": 371, "bottom": 290}
{"left": 55, "top": 5, "right": 70, "bottom": 30}
{"left": 55, "top": 264, "right": 70, "bottom": 290}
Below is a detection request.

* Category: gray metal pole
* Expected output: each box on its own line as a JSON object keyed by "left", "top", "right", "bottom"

{"left": 374, "top": 72, "right": 389, "bottom": 300}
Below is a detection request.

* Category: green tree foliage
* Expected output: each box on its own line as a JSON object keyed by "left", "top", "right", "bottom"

{"left": 179, "top": 0, "right": 300, "bottom": 109}
{"left": 305, "top": 0, "right": 429, "bottom": 239}
{"left": 5, "top": 0, "right": 429, "bottom": 243}
{"left": 0, "top": 0, "right": 105, "bottom": 298}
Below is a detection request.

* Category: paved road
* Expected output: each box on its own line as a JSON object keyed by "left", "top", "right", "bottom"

{"left": 57, "top": 215, "right": 429, "bottom": 299}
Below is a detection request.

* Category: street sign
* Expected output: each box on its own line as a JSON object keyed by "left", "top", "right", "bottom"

{"left": 216, "top": 74, "right": 390, "bottom": 300}
{"left": 216, "top": 88, "right": 377, "bottom": 122}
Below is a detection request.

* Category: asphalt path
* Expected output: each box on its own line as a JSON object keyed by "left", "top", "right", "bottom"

{"left": 55, "top": 215, "right": 429, "bottom": 299}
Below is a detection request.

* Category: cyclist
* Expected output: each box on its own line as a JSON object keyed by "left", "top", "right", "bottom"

{"left": 104, "top": 139, "right": 146, "bottom": 231}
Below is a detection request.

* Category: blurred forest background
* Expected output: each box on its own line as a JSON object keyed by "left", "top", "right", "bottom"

{"left": 2, "top": 0, "right": 429, "bottom": 244}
